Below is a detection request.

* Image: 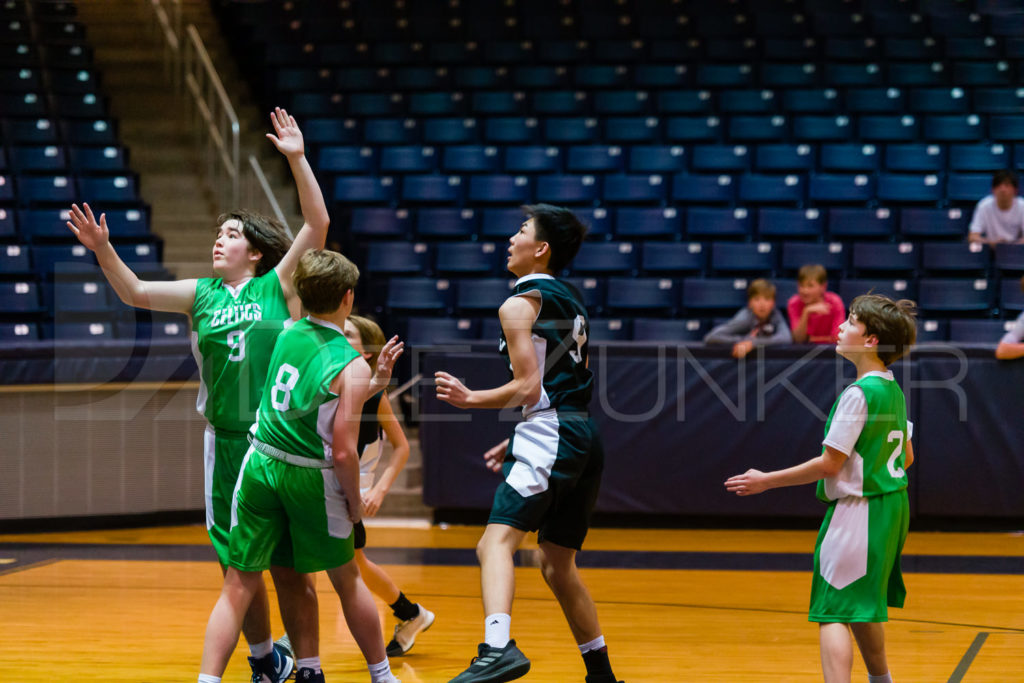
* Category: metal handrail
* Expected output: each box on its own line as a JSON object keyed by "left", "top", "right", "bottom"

{"left": 246, "top": 155, "right": 291, "bottom": 238}
{"left": 183, "top": 24, "right": 240, "bottom": 208}
{"left": 149, "top": 0, "right": 180, "bottom": 88}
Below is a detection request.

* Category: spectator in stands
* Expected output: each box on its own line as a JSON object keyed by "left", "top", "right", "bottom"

{"left": 996, "top": 276, "right": 1024, "bottom": 360}
{"left": 199, "top": 249, "right": 401, "bottom": 683}
{"left": 968, "top": 170, "right": 1024, "bottom": 246}
{"left": 788, "top": 264, "right": 845, "bottom": 344}
{"left": 434, "top": 204, "right": 622, "bottom": 683}
{"left": 342, "top": 314, "right": 436, "bottom": 658}
{"left": 704, "top": 278, "right": 791, "bottom": 358}
{"left": 726, "top": 294, "right": 917, "bottom": 683}
{"left": 67, "top": 108, "right": 323, "bottom": 683}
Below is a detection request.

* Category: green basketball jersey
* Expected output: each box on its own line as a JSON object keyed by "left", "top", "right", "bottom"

{"left": 499, "top": 273, "right": 593, "bottom": 413}
{"left": 190, "top": 273, "right": 292, "bottom": 435}
{"left": 252, "top": 317, "right": 361, "bottom": 463}
{"left": 817, "top": 374, "right": 910, "bottom": 502}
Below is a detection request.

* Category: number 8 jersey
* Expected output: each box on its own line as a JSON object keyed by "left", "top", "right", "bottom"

{"left": 499, "top": 273, "right": 594, "bottom": 416}
{"left": 252, "top": 316, "right": 361, "bottom": 462}
{"left": 190, "top": 274, "right": 292, "bottom": 434}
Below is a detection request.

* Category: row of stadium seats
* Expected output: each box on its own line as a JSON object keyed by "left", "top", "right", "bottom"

{"left": 0, "top": 173, "right": 140, "bottom": 207}
{"left": 0, "top": 240, "right": 163, "bottom": 278}
{"left": 0, "top": 144, "right": 129, "bottom": 173}
{"left": 0, "top": 117, "right": 119, "bottom": 144}
{"left": 0, "top": 207, "right": 149, "bottom": 240}
{"left": 312, "top": 143, "right": 1024, "bottom": 179}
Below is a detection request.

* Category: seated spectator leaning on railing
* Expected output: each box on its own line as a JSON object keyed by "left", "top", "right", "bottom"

{"left": 968, "top": 170, "right": 1024, "bottom": 246}
{"left": 704, "top": 278, "right": 792, "bottom": 359}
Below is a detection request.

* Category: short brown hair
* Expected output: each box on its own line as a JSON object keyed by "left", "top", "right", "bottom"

{"left": 849, "top": 294, "right": 917, "bottom": 366}
{"left": 747, "top": 278, "right": 776, "bottom": 300}
{"left": 293, "top": 249, "right": 359, "bottom": 315}
{"left": 797, "top": 264, "right": 828, "bottom": 285}
{"left": 217, "top": 209, "right": 292, "bottom": 277}
{"left": 346, "top": 314, "right": 386, "bottom": 374}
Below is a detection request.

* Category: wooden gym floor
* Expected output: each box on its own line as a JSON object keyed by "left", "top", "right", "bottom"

{"left": 0, "top": 524, "right": 1022, "bottom": 682}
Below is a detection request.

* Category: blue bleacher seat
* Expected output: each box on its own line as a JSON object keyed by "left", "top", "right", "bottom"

{"left": 571, "top": 241, "right": 638, "bottom": 275}
{"left": 952, "top": 61, "right": 1011, "bottom": 87}
{"left": 566, "top": 145, "right": 625, "bottom": 173}
{"left": 0, "top": 321, "right": 39, "bottom": 342}
{"left": 50, "top": 321, "right": 114, "bottom": 341}
{"left": 923, "top": 114, "right": 984, "bottom": 142}
{"left": 876, "top": 173, "right": 944, "bottom": 203}
{"left": 995, "top": 244, "right": 1024, "bottom": 272}
{"left": 640, "top": 241, "right": 706, "bottom": 275}
{"left": 62, "top": 118, "right": 118, "bottom": 145}
{"left": 827, "top": 207, "right": 898, "bottom": 242}
{"left": 480, "top": 208, "right": 525, "bottom": 239}
{"left": 671, "top": 174, "right": 736, "bottom": 204}
{"left": 379, "top": 146, "right": 436, "bottom": 174}
{"left": 347, "top": 92, "right": 403, "bottom": 117}
{"left": 535, "top": 174, "right": 600, "bottom": 204}
{"left": 77, "top": 174, "right": 138, "bottom": 204}
{"left": 691, "top": 145, "right": 750, "bottom": 173}
{"left": 846, "top": 87, "right": 904, "bottom": 113}
{"left": 666, "top": 116, "right": 721, "bottom": 143}
{"left": 710, "top": 242, "right": 777, "bottom": 275}
{"left": 423, "top": 117, "right": 478, "bottom": 145}
{"left": 974, "top": 88, "right": 1024, "bottom": 114}
{"left": 839, "top": 277, "right": 917, "bottom": 304}
{"left": 303, "top": 118, "right": 358, "bottom": 145}
{"left": 415, "top": 207, "right": 478, "bottom": 239}
{"left": 605, "top": 277, "right": 677, "bottom": 313}
{"left": 754, "top": 144, "right": 815, "bottom": 172}
{"left": 728, "top": 115, "right": 787, "bottom": 142}
{"left": 781, "top": 241, "right": 848, "bottom": 276}
{"left": 613, "top": 207, "right": 681, "bottom": 240}
{"left": 859, "top": 114, "right": 919, "bottom": 142}
{"left": 533, "top": 91, "right": 587, "bottom": 116}
{"left": 435, "top": 242, "right": 502, "bottom": 275}
{"left": 409, "top": 92, "right": 465, "bottom": 117}
{"left": 485, "top": 117, "right": 539, "bottom": 144}
{"left": 103, "top": 208, "right": 149, "bottom": 238}
{"left": 455, "top": 66, "right": 510, "bottom": 90}
{"left": 603, "top": 174, "right": 667, "bottom": 203}
{"left": 386, "top": 277, "right": 452, "bottom": 313}
{"left": 0, "top": 207, "right": 15, "bottom": 239}
{"left": 681, "top": 277, "right": 750, "bottom": 312}
{"left": 656, "top": 91, "right": 713, "bottom": 115}
{"left": 907, "top": 87, "right": 970, "bottom": 114}
{"left": 945, "top": 38, "right": 1000, "bottom": 61}
{"left": 5, "top": 117, "right": 58, "bottom": 144}
{"left": 635, "top": 65, "right": 692, "bottom": 90}
{"left": 588, "top": 317, "right": 631, "bottom": 342}
{"left": 453, "top": 277, "right": 514, "bottom": 314}
{"left": 366, "top": 242, "right": 430, "bottom": 275}
{"left": 0, "top": 174, "right": 12, "bottom": 203}
{"left": 820, "top": 143, "right": 880, "bottom": 173}
{"left": 503, "top": 146, "right": 561, "bottom": 174}
{"left": 761, "top": 63, "right": 818, "bottom": 88}
{"left": 809, "top": 173, "right": 876, "bottom": 203}
{"left": 332, "top": 176, "right": 396, "bottom": 204}
{"left": 442, "top": 145, "right": 500, "bottom": 174}
{"left": 918, "top": 278, "right": 994, "bottom": 313}
{"left": 989, "top": 115, "right": 1024, "bottom": 141}
{"left": 718, "top": 90, "right": 777, "bottom": 115}
{"left": 401, "top": 174, "right": 463, "bottom": 204}
{"left": 349, "top": 208, "right": 411, "bottom": 239}
{"left": 562, "top": 277, "right": 605, "bottom": 314}
{"left": 632, "top": 317, "right": 709, "bottom": 342}
{"left": 318, "top": 146, "right": 375, "bottom": 174}
{"left": 823, "top": 64, "right": 885, "bottom": 88}
{"left": 52, "top": 279, "right": 111, "bottom": 313}
{"left": 758, "top": 208, "right": 825, "bottom": 239}
{"left": 513, "top": 65, "right": 569, "bottom": 89}
{"left": 403, "top": 317, "right": 479, "bottom": 346}
{"left": 948, "top": 143, "right": 1009, "bottom": 172}
{"left": 0, "top": 280, "right": 40, "bottom": 314}
{"left": 686, "top": 207, "right": 752, "bottom": 238}
{"left": 594, "top": 90, "right": 649, "bottom": 115}
{"left": 792, "top": 115, "right": 853, "bottom": 141}
{"left": 628, "top": 145, "right": 687, "bottom": 174}
{"left": 782, "top": 88, "right": 840, "bottom": 114}
{"left": 764, "top": 39, "right": 818, "bottom": 62}
{"left": 915, "top": 319, "right": 949, "bottom": 343}
{"left": 920, "top": 241, "right": 990, "bottom": 274}
{"left": 696, "top": 64, "right": 753, "bottom": 88}
{"left": 947, "top": 173, "right": 996, "bottom": 203}
{"left": 900, "top": 207, "right": 969, "bottom": 238}
{"left": 948, "top": 318, "right": 1015, "bottom": 343}
{"left": 471, "top": 92, "right": 524, "bottom": 116}
{"left": 738, "top": 173, "right": 804, "bottom": 204}
{"left": 113, "top": 242, "right": 160, "bottom": 268}
{"left": 19, "top": 174, "right": 76, "bottom": 205}
{"left": 851, "top": 241, "right": 918, "bottom": 273}
{"left": 68, "top": 145, "right": 129, "bottom": 173}
{"left": 0, "top": 243, "right": 30, "bottom": 275}
{"left": 571, "top": 208, "right": 611, "bottom": 241}
{"left": 10, "top": 144, "right": 66, "bottom": 172}
{"left": 888, "top": 61, "right": 946, "bottom": 87}
{"left": 544, "top": 117, "right": 600, "bottom": 144}
{"left": 884, "top": 143, "right": 945, "bottom": 172}
{"left": 364, "top": 118, "right": 419, "bottom": 145}
{"left": 1001, "top": 279, "right": 1024, "bottom": 311}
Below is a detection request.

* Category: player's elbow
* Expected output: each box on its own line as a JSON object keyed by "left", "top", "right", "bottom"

{"left": 821, "top": 459, "right": 844, "bottom": 478}
{"left": 521, "top": 381, "right": 542, "bottom": 407}
{"left": 332, "top": 447, "right": 357, "bottom": 469}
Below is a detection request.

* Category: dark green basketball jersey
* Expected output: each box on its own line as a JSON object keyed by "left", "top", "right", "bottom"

{"left": 499, "top": 274, "right": 593, "bottom": 413}
{"left": 253, "top": 317, "right": 361, "bottom": 462}
{"left": 190, "top": 273, "right": 292, "bottom": 435}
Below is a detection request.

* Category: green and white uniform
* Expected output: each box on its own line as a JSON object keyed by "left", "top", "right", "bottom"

{"left": 229, "top": 316, "right": 362, "bottom": 573}
{"left": 190, "top": 273, "right": 291, "bottom": 565}
{"left": 809, "top": 370, "right": 912, "bottom": 623}
{"left": 490, "top": 273, "right": 603, "bottom": 551}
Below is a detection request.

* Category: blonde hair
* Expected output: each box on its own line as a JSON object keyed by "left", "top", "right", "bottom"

{"left": 747, "top": 278, "right": 776, "bottom": 300}
{"left": 293, "top": 249, "right": 359, "bottom": 315}
{"left": 346, "top": 314, "right": 387, "bottom": 374}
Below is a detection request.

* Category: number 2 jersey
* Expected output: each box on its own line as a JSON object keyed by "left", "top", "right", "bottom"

{"left": 190, "top": 273, "right": 292, "bottom": 435}
{"left": 817, "top": 371, "right": 911, "bottom": 502}
{"left": 499, "top": 273, "right": 593, "bottom": 415}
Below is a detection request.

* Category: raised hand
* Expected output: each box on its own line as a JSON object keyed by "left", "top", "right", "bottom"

{"left": 66, "top": 203, "right": 109, "bottom": 252}
{"left": 266, "top": 106, "right": 304, "bottom": 158}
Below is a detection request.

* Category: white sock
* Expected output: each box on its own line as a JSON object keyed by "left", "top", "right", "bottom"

{"left": 484, "top": 613, "right": 512, "bottom": 649}
{"left": 297, "top": 656, "right": 321, "bottom": 673}
{"left": 368, "top": 657, "right": 396, "bottom": 683}
{"left": 197, "top": 675, "right": 221, "bottom": 683}
{"left": 249, "top": 638, "right": 273, "bottom": 658}
{"left": 868, "top": 674, "right": 893, "bottom": 683}
{"left": 578, "top": 635, "right": 606, "bottom": 654}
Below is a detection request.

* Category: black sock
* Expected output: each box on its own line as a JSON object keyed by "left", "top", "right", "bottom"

{"left": 389, "top": 592, "right": 420, "bottom": 621}
{"left": 582, "top": 647, "right": 615, "bottom": 679}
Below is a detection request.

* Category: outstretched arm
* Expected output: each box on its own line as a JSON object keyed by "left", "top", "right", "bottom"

{"left": 66, "top": 203, "right": 196, "bottom": 313}
{"left": 267, "top": 108, "right": 330, "bottom": 310}
{"left": 725, "top": 445, "right": 848, "bottom": 496}
{"left": 435, "top": 295, "right": 542, "bottom": 410}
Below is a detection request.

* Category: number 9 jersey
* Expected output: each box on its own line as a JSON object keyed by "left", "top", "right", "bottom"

{"left": 190, "top": 273, "right": 293, "bottom": 435}
{"left": 499, "top": 273, "right": 594, "bottom": 416}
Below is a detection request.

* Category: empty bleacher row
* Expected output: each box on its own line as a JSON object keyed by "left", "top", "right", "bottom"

{"left": 0, "top": 1, "right": 163, "bottom": 343}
